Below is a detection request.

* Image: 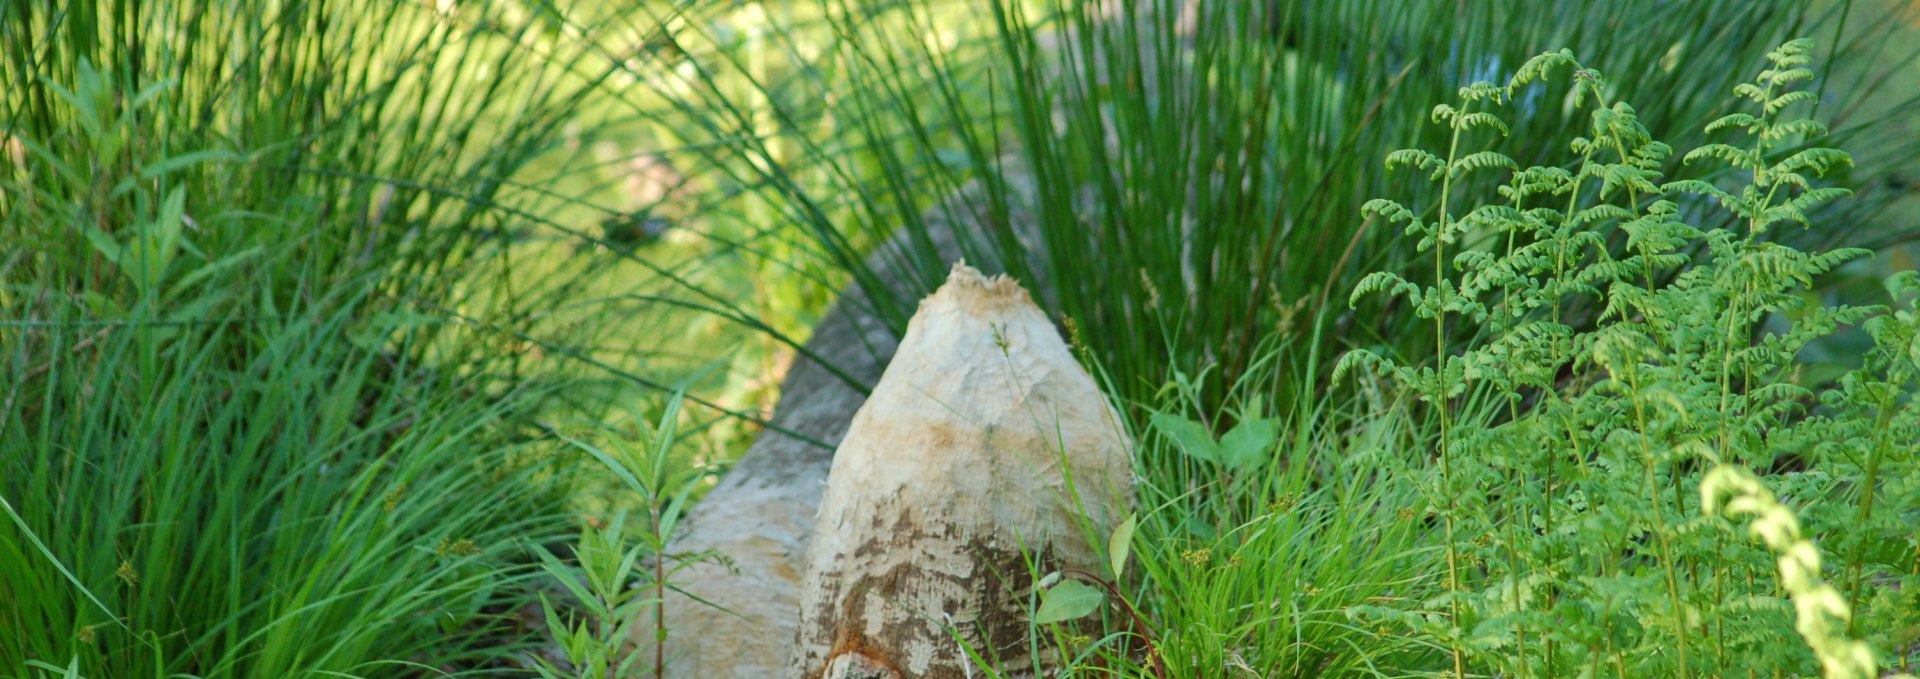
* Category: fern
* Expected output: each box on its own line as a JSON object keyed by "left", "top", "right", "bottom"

{"left": 1339, "top": 39, "right": 1920, "bottom": 677}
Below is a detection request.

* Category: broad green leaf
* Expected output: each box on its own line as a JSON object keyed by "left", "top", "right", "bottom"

{"left": 1185, "top": 515, "right": 1218, "bottom": 541}
{"left": 1151, "top": 411, "right": 1220, "bottom": 463}
{"left": 1220, "top": 417, "right": 1278, "bottom": 470}
{"left": 1033, "top": 579, "right": 1104, "bottom": 624}
{"left": 153, "top": 186, "right": 187, "bottom": 260}
{"left": 1108, "top": 514, "right": 1136, "bottom": 579}
{"left": 80, "top": 224, "right": 125, "bottom": 268}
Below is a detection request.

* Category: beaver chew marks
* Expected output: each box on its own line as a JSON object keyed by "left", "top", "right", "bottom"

{"left": 789, "top": 263, "right": 1134, "bottom": 679}
{"left": 824, "top": 652, "right": 900, "bottom": 679}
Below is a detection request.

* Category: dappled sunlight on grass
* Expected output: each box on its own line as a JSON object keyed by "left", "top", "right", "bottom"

{"left": 4, "top": 0, "right": 1918, "bottom": 676}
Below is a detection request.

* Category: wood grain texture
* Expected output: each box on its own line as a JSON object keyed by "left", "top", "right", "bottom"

{"left": 637, "top": 177, "right": 1042, "bottom": 677}
{"left": 789, "top": 264, "right": 1133, "bottom": 679}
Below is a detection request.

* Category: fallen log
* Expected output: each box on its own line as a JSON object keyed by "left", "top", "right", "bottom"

{"left": 788, "top": 263, "right": 1133, "bottom": 678}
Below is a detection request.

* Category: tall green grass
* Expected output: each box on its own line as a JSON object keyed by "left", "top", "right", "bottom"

{"left": 614, "top": 0, "right": 1920, "bottom": 417}
{"left": 0, "top": 1, "right": 652, "bottom": 675}
{"left": 978, "top": 38, "right": 1917, "bottom": 677}
{"left": 5, "top": 0, "right": 1918, "bottom": 677}
{"left": 582, "top": 1, "right": 1920, "bottom": 677}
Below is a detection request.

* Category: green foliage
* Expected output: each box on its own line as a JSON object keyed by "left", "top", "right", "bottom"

{"left": 1108, "top": 513, "right": 1137, "bottom": 580}
{"left": 535, "top": 394, "right": 714, "bottom": 679}
{"left": 1699, "top": 466, "right": 1913, "bottom": 679}
{"left": 623, "top": 0, "right": 1920, "bottom": 427}
{"left": 1020, "top": 346, "right": 1440, "bottom": 678}
{"left": 1338, "top": 39, "right": 1920, "bottom": 678}
{"left": 1150, "top": 406, "right": 1280, "bottom": 472}
{"left": 6, "top": 1, "right": 1920, "bottom": 677}
{"left": 0, "top": 1, "right": 632, "bottom": 676}
{"left": 1034, "top": 578, "right": 1106, "bottom": 626}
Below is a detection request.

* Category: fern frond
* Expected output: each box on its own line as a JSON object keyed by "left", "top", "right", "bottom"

{"left": 1335, "top": 38, "right": 1919, "bottom": 678}
{"left": 1454, "top": 250, "right": 1496, "bottom": 275}
{"left": 1684, "top": 143, "right": 1756, "bottom": 168}
{"left": 1600, "top": 282, "right": 1653, "bottom": 323}
{"left": 1771, "top": 148, "right": 1852, "bottom": 178}
{"left": 1462, "top": 204, "right": 1523, "bottom": 227}
{"left": 1333, "top": 349, "right": 1396, "bottom": 384}
{"left": 1763, "top": 39, "right": 1816, "bottom": 67}
{"left": 1756, "top": 202, "right": 1814, "bottom": 232}
{"left": 1459, "top": 81, "right": 1506, "bottom": 103}
{"left": 1569, "top": 68, "right": 1606, "bottom": 108}
{"left": 1631, "top": 140, "right": 1673, "bottom": 167}
{"left": 1570, "top": 204, "right": 1634, "bottom": 228}
{"left": 1768, "top": 171, "right": 1814, "bottom": 191}
{"left": 1452, "top": 151, "right": 1517, "bottom": 177}
{"left": 1350, "top": 271, "right": 1423, "bottom": 308}
{"left": 1598, "top": 164, "right": 1660, "bottom": 198}
{"left": 1662, "top": 180, "right": 1735, "bottom": 208}
{"left": 1699, "top": 464, "right": 1888, "bottom": 679}
{"left": 1781, "top": 187, "right": 1853, "bottom": 215}
{"left": 1762, "top": 118, "right": 1828, "bottom": 142}
{"left": 1589, "top": 322, "right": 1658, "bottom": 368}
{"left": 1454, "top": 111, "right": 1510, "bottom": 135}
{"left": 1762, "top": 67, "right": 1815, "bottom": 88}
{"left": 1748, "top": 382, "right": 1815, "bottom": 408}
{"left": 1807, "top": 247, "right": 1872, "bottom": 274}
{"left": 1765, "top": 90, "right": 1816, "bottom": 115}
{"left": 1362, "top": 198, "right": 1420, "bottom": 224}
{"left": 1705, "top": 113, "right": 1761, "bottom": 134}
{"left": 1508, "top": 49, "right": 1577, "bottom": 90}
{"left": 1386, "top": 149, "right": 1445, "bottom": 174}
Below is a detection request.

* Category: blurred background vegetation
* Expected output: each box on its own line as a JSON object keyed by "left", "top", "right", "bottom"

{"left": 2, "top": 0, "right": 1916, "bottom": 676}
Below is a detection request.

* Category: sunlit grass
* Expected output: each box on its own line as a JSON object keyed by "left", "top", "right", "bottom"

{"left": 5, "top": 0, "right": 1919, "bottom": 677}
{"left": 0, "top": 1, "right": 622, "bottom": 675}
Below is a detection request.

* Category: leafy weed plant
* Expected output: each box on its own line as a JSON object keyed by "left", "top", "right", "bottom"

{"left": 531, "top": 393, "right": 714, "bottom": 679}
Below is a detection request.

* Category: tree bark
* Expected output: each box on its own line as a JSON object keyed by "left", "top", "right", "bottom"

{"left": 639, "top": 182, "right": 1038, "bottom": 677}
{"left": 788, "top": 263, "right": 1132, "bottom": 679}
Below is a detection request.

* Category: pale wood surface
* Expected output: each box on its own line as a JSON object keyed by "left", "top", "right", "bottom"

{"left": 788, "top": 264, "right": 1132, "bottom": 678}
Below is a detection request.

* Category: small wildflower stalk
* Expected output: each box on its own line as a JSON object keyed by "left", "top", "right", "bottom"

{"left": 1699, "top": 466, "right": 1913, "bottom": 679}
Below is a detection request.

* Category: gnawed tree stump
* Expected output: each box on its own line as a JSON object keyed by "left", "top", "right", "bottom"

{"left": 639, "top": 179, "right": 1041, "bottom": 677}
{"left": 789, "top": 264, "right": 1133, "bottom": 679}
